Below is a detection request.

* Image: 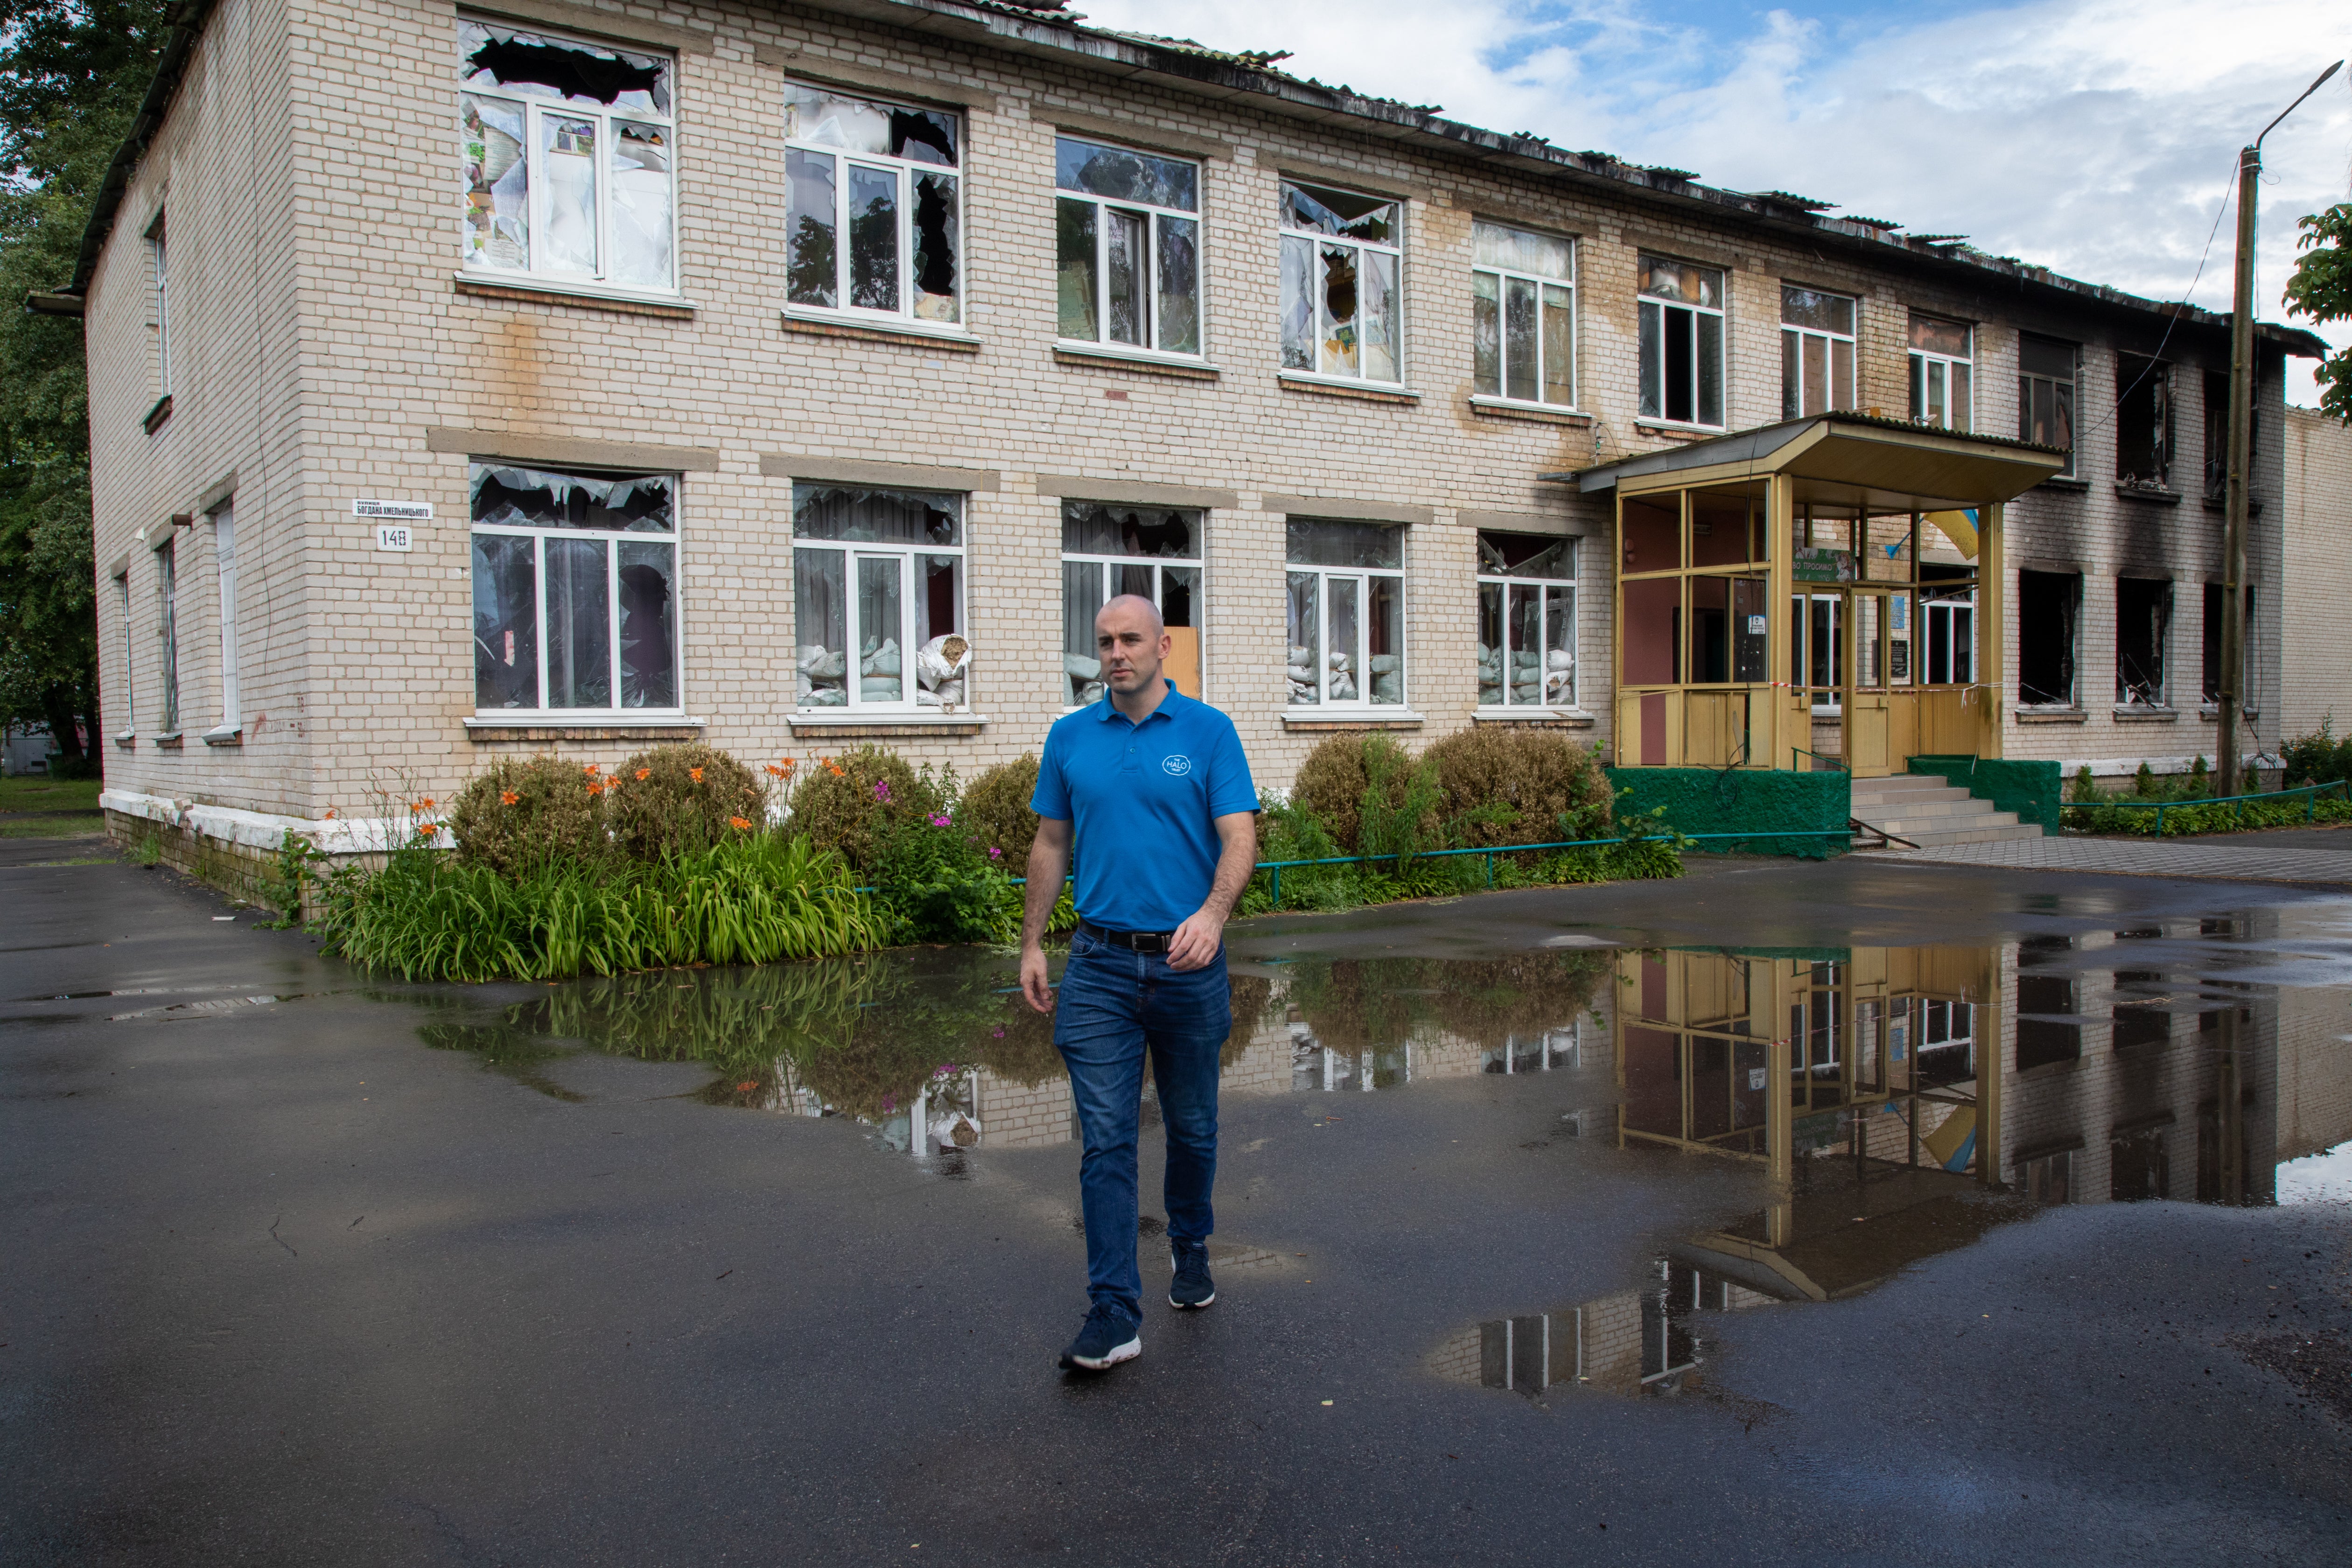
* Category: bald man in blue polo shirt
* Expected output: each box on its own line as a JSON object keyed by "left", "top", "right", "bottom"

{"left": 1022, "top": 594, "right": 1258, "bottom": 1373}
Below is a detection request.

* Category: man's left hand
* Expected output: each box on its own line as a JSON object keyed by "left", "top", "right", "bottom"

{"left": 1166, "top": 908, "right": 1225, "bottom": 971}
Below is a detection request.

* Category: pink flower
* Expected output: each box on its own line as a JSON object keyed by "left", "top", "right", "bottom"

{"left": 930, "top": 813, "right": 952, "bottom": 828}
{"left": 987, "top": 846, "right": 1002, "bottom": 860}
{"left": 873, "top": 779, "right": 891, "bottom": 801}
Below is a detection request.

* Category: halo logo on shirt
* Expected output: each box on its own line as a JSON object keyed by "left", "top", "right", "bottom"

{"left": 1161, "top": 754, "right": 1194, "bottom": 777}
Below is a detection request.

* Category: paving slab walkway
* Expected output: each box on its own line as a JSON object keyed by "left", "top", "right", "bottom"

{"left": 1855, "top": 832, "right": 2352, "bottom": 886}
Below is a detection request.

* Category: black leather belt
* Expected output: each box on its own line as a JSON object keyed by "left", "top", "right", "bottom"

{"left": 1079, "top": 920, "right": 1177, "bottom": 952}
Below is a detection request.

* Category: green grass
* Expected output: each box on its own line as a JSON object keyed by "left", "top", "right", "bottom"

{"left": 0, "top": 776, "right": 101, "bottom": 814}
{"left": 0, "top": 814, "right": 107, "bottom": 839}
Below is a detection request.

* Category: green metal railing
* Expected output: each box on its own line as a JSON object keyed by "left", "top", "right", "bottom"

{"left": 2065, "top": 777, "right": 2348, "bottom": 834}
{"left": 1790, "top": 746, "right": 1848, "bottom": 772}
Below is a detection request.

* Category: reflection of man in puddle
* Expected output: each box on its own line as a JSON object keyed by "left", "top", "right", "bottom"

{"left": 1022, "top": 594, "right": 1258, "bottom": 1373}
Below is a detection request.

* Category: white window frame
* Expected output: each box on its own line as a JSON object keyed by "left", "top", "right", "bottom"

{"left": 783, "top": 83, "right": 964, "bottom": 331}
{"left": 1058, "top": 507, "right": 1204, "bottom": 710}
{"left": 1053, "top": 135, "right": 1204, "bottom": 363}
{"left": 1286, "top": 524, "right": 1407, "bottom": 712}
{"left": 791, "top": 492, "right": 967, "bottom": 714}
{"left": 1908, "top": 316, "right": 1974, "bottom": 432}
{"left": 113, "top": 571, "right": 133, "bottom": 736}
{"left": 1279, "top": 180, "right": 1406, "bottom": 388}
{"left": 1475, "top": 535, "right": 1578, "bottom": 714}
{"left": 1637, "top": 255, "right": 1725, "bottom": 430}
{"left": 468, "top": 468, "right": 686, "bottom": 718}
{"left": 146, "top": 214, "right": 171, "bottom": 400}
{"left": 1471, "top": 220, "right": 1576, "bottom": 410}
{"left": 1923, "top": 591, "right": 1976, "bottom": 686}
{"left": 458, "top": 15, "right": 679, "bottom": 298}
{"left": 210, "top": 504, "right": 240, "bottom": 735}
{"left": 1780, "top": 285, "right": 1856, "bottom": 420}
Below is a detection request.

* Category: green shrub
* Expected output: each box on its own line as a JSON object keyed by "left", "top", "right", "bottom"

{"left": 448, "top": 755, "right": 614, "bottom": 876}
{"left": 784, "top": 744, "right": 947, "bottom": 871}
{"left": 609, "top": 742, "right": 766, "bottom": 861}
{"left": 1424, "top": 726, "right": 1611, "bottom": 847}
{"left": 2189, "top": 754, "right": 2210, "bottom": 794}
{"left": 870, "top": 809, "right": 1019, "bottom": 945}
{"left": 1291, "top": 733, "right": 1433, "bottom": 854}
{"left": 959, "top": 753, "right": 1042, "bottom": 869}
{"left": 2134, "top": 761, "right": 2157, "bottom": 797}
{"left": 2282, "top": 718, "right": 2352, "bottom": 789}
{"left": 2072, "top": 764, "right": 2100, "bottom": 803}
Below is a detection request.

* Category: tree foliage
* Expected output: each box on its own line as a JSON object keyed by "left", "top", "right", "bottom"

{"left": 0, "top": 2, "right": 166, "bottom": 757}
{"left": 2284, "top": 202, "right": 2352, "bottom": 427}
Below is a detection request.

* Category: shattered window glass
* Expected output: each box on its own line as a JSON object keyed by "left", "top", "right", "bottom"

{"left": 469, "top": 463, "right": 685, "bottom": 715}
{"left": 1053, "top": 137, "right": 1203, "bottom": 356}
{"left": 1780, "top": 285, "right": 1856, "bottom": 420}
{"left": 1638, "top": 254, "right": 1725, "bottom": 427}
{"left": 1059, "top": 503, "right": 1203, "bottom": 705}
{"left": 1909, "top": 315, "right": 1973, "bottom": 433}
{"left": 1475, "top": 532, "right": 1575, "bottom": 708}
{"left": 1280, "top": 181, "right": 1405, "bottom": 384}
{"left": 792, "top": 486, "right": 967, "bottom": 711}
{"left": 2017, "top": 333, "right": 2077, "bottom": 475}
{"left": 457, "top": 21, "right": 674, "bottom": 291}
{"left": 1288, "top": 519, "right": 1406, "bottom": 708}
{"left": 787, "top": 85, "right": 963, "bottom": 325}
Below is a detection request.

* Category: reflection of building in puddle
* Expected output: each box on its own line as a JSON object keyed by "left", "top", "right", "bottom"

{"left": 1285, "top": 1018, "right": 1581, "bottom": 1094}
{"left": 1439, "top": 928, "right": 2352, "bottom": 1399}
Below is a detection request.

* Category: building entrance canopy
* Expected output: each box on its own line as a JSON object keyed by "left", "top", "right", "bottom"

{"left": 1543, "top": 413, "right": 2066, "bottom": 775}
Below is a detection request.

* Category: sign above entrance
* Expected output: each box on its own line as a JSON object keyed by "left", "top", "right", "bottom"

{"left": 1792, "top": 546, "right": 1854, "bottom": 583}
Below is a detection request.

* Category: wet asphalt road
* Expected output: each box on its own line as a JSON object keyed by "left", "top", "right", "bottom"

{"left": 3, "top": 845, "right": 2348, "bottom": 1566}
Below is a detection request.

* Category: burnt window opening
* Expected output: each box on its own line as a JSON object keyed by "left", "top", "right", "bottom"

{"left": 2016, "top": 935, "right": 2080, "bottom": 1072}
{"left": 2017, "top": 332, "right": 2077, "bottom": 476}
{"left": 2017, "top": 570, "right": 2079, "bottom": 707}
{"left": 2200, "top": 582, "right": 2257, "bottom": 705}
{"left": 2111, "top": 1123, "right": 2171, "bottom": 1201}
{"left": 2111, "top": 968, "right": 2171, "bottom": 1050}
{"left": 2202, "top": 370, "right": 2256, "bottom": 501}
{"left": 2114, "top": 577, "right": 2172, "bottom": 708}
{"left": 2114, "top": 355, "right": 2173, "bottom": 490}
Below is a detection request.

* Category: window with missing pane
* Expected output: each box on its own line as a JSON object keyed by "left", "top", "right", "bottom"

{"left": 1472, "top": 222, "right": 1574, "bottom": 407}
{"left": 792, "top": 487, "right": 967, "bottom": 712}
{"left": 1908, "top": 315, "right": 1973, "bottom": 431}
{"left": 470, "top": 464, "right": 681, "bottom": 714}
{"left": 2018, "top": 332, "right": 2077, "bottom": 476}
{"left": 1287, "top": 520, "right": 1405, "bottom": 708}
{"left": 1059, "top": 504, "right": 1201, "bottom": 707}
{"left": 1280, "top": 181, "right": 1403, "bottom": 385}
{"left": 1055, "top": 137, "right": 1201, "bottom": 357}
{"left": 1476, "top": 533, "right": 1575, "bottom": 709}
{"left": 784, "top": 85, "right": 961, "bottom": 325}
{"left": 459, "top": 18, "right": 676, "bottom": 293}
{"left": 1638, "top": 256, "right": 1723, "bottom": 428}
{"left": 1780, "top": 286, "right": 1855, "bottom": 419}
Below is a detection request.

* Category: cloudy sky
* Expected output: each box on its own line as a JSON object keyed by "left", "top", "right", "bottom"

{"left": 1077, "top": 0, "right": 2352, "bottom": 405}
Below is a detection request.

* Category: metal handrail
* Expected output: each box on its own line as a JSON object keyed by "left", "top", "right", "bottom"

{"left": 2064, "top": 777, "right": 2348, "bottom": 833}
{"left": 1790, "top": 746, "right": 1848, "bottom": 772}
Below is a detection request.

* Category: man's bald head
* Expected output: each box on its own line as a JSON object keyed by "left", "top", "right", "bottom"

{"left": 1098, "top": 593, "right": 1164, "bottom": 638}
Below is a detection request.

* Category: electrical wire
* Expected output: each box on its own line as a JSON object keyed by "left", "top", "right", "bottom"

{"left": 2074, "top": 152, "right": 2241, "bottom": 446}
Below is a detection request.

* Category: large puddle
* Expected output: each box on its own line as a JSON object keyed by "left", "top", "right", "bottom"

{"left": 412, "top": 908, "right": 2352, "bottom": 1401}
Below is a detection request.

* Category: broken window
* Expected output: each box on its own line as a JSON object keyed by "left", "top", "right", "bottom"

{"left": 1471, "top": 222, "right": 1575, "bottom": 407}
{"left": 113, "top": 570, "right": 133, "bottom": 734}
{"left": 792, "top": 486, "right": 965, "bottom": 710}
{"left": 470, "top": 464, "right": 681, "bottom": 714}
{"left": 154, "top": 538, "right": 179, "bottom": 735}
{"left": 2111, "top": 1122, "right": 2171, "bottom": 1201}
{"left": 1055, "top": 137, "right": 1201, "bottom": 357}
{"left": 784, "top": 84, "right": 961, "bottom": 324}
{"left": 2016, "top": 332, "right": 2077, "bottom": 476}
{"left": 2115, "top": 354, "right": 2173, "bottom": 490}
{"left": 1475, "top": 532, "right": 1576, "bottom": 708}
{"left": 2016, "top": 569, "right": 2079, "bottom": 706}
{"left": 1060, "top": 503, "right": 1201, "bottom": 705}
{"left": 1638, "top": 255, "right": 1724, "bottom": 427}
{"left": 2200, "top": 581, "right": 2256, "bottom": 706}
{"left": 460, "top": 20, "right": 676, "bottom": 292}
{"left": 2114, "top": 576, "right": 2171, "bottom": 708}
{"left": 146, "top": 212, "right": 170, "bottom": 401}
{"left": 1287, "top": 519, "right": 1404, "bottom": 707}
{"left": 1908, "top": 314, "right": 1972, "bottom": 431}
{"left": 2202, "top": 369, "right": 2255, "bottom": 501}
{"left": 1779, "top": 285, "right": 1855, "bottom": 419}
{"left": 2016, "top": 936, "right": 2080, "bottom": 1073}
{"left": 1279, "top": 181, "right": 1403, "bottom": 385}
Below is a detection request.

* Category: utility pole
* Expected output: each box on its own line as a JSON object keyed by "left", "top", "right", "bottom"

{"left": 2220, "top": 60, "right": 2341, "bottom": 799}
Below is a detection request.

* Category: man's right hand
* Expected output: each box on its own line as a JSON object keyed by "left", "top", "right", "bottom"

{"left": 1020, "top": 945, "right": 1055, "bottom": 1013}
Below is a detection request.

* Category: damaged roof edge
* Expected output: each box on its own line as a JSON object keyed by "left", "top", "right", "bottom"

{"left": 811, "top": 0, "right": 2333, "bottom": 356}
{"left": 57, "top": 0, "right": 2339, "bottom": 365}
{"left": 60, "top": 0, "right": 217, "bottom": 299}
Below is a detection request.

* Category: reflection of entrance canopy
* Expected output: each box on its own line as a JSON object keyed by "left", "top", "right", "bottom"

{"left": 1546, "top": 413, "right": 2065, "bottom": 775}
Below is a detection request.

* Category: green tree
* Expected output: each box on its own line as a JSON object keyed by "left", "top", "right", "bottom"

{"left": 2285, "top": 203, "right": 2352, "bottom": 426}
{"left": 0, "top": 2, "right": 166, "bottom": 766}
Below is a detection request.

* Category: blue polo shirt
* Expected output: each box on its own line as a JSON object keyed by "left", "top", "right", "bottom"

{"left": 1030, "top": 680, "right": 1258, "bottom": 932}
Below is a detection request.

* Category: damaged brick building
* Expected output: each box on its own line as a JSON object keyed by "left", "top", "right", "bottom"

{"left": 47, "top": 0, "right": 2335, "bottom": 873}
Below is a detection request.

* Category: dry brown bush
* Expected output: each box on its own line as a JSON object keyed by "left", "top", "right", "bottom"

{"left": 1424, "top": 726, "right": 1611, "bottom": 847}
{"left": 447, "top": 755, "right": 613, "bottom": 876}
{"left": 609, "top": 742, "right": 766, "bottom": 861}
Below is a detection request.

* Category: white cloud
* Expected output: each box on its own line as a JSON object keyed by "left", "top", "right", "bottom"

{"left": 1078, "top": 0, "right": 2352, "bottom": 402}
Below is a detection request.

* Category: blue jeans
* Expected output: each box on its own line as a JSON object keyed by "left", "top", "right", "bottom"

{"left": 1054, "top": 927, "right": 1231, "bottom": 1323}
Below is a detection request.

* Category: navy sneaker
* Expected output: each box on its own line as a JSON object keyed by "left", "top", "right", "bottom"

{"left": 1169, "top": 1243, "right": 1216, "bottom": 1309}
{"left": 1058, "top": 1303, "right": 1141, "bottom": 1372}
